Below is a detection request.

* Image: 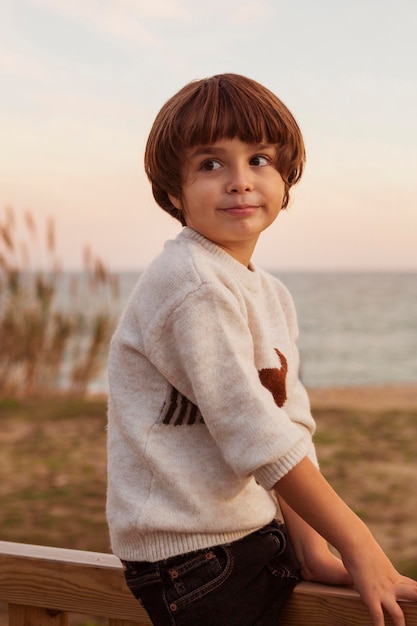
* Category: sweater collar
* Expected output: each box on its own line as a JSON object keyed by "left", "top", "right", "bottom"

{"left": 178, "top": 227, "right": 261, "bottom": 290}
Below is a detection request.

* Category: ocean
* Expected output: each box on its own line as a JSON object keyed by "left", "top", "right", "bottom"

{"left": 73, "top": 270, "right": 416, "bottom": 392}
{"left": 278, "top": 272, "right": 417, "bottom": 388}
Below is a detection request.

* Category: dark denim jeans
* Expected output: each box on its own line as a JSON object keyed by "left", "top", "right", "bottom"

{"left": 121, "top": 520, "right": 301, "bottom": 626}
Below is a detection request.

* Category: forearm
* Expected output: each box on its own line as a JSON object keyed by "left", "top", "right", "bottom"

{"left": 278, "top": 496, "right": 329, "bottom": 564}
{"left": 273, "top": 456, "right": 374, "bottom": 559}
{"left": 278, "top": 493, "right": 352, "bottom": 585}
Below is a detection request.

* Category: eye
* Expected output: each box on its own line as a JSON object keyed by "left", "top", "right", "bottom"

{"left": 250, "top": 155, "right": 270, "bottom": 167}
{"left": 200, "top": 159, "right": 222, "bottom": 172}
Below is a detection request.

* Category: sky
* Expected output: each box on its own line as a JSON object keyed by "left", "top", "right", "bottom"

{"left": 1, "top": 0, "right": 416, "bottom": 271}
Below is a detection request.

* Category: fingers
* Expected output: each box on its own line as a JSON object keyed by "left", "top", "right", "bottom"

{"left": 383, "top": 601, "right": 405, "bottom": 626}
{"left": 367, "top": 604, "right": 385, "bottom": 626}
{"left": 396, "top": 576, "right": 417, "bottom": 601}
{"left": 367, "top": 599, "right": 404, "bottom": 626}
{"left": 364, "top": 598, "right": 398, "bottom": 626}
{"left": 365, "top": 577, "right": 417, "bottom": 626}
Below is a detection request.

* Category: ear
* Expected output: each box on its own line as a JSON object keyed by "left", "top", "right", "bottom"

{"left": 168, "top": 193, "right": 181, "bottom": 210}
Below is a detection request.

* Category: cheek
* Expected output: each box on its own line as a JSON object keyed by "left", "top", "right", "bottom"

{"left": 274, "top": 180, "right": 286, "bottom": 204}
{"left": 185, "top": 185, "right": 214, "bottom": 210}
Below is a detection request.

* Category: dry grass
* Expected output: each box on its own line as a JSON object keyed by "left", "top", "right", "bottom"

{"left": 0, "top": 386, "right": 416, "bottom": 579}
{"left": 0, "top": 207, "right": 118, "bottom": 395}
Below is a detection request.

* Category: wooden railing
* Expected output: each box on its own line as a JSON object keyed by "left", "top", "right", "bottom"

{"left": 0, "top": 541, "right": 416, "bottom": 626}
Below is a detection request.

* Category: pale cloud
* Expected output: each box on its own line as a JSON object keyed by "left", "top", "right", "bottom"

{"left": 233, "top": 0, "right": 276, "bottom": 24}
{"left": 338, "top": 73, "right": 417, "bottom": 97}
{"left": 0, "top": 91, "right": 147, "bottom": 176}
{"left": 30, "top": 0, "right": 191, "bottom": 47}
{"left": 119, "top": 0, "right": 191, "bottom": 20}
{"left": 193, "top": 0, "right": 275, "bottom": 25}
{"left": 30, "top": 0, "right": 155, "bottom": 46}
{"left": 0, "top": 46, "right": 47, "bottom": 78}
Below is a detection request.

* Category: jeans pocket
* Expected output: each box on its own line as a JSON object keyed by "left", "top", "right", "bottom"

{"left": 258, "top": 522, "right": 287, "bottom": 556}
{"left": 122, "top": 561, "right": 161, "bottom": 602}
{"left": 266, "top": 524, "right": 301, "bottom": 581}
{"left": 163, "top": 546, "right": 233, "bottom": 611}
{"left": 255, "top": 521, "right": 301, "bottom": 580}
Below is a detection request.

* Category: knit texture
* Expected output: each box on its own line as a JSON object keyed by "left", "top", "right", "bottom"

{"left": 106, "top": 228, "right": 318, "bottom": 562}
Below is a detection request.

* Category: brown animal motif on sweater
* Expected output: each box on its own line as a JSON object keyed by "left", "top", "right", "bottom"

{"left": 258, "top": 349, "right": 288, "bottom": 408}
{"left": 160, "top": 386, "right": 205, "bottom": 425}
{"left": 160, "top": 348, "right": 288, "bottom": 425}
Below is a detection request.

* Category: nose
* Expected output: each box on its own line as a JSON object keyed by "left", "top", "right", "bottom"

{"left": 226, "top": 165, "right": 254, "bottom": 193}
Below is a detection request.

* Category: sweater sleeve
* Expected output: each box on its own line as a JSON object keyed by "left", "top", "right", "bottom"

{"left": 144, "top": 280, "right": 314, "bottom": 489}
{"left": 270, "top": 277, "right": 319, "bottom": 469}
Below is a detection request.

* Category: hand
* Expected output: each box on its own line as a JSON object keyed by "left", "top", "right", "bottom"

{"left": 342, "top": 537, "right": 417, "bottom": 626}
{"left": 274, "top": 458, "right": 417, "bottom": 625}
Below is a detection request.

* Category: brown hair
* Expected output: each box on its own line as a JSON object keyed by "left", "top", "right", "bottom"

{"left": 144, "top": 73, "right": 306, "bottom": 225}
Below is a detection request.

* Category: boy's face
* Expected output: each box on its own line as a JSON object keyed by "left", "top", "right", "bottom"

{"left": 168, "top": 138, "right": 285, "bottom": 266}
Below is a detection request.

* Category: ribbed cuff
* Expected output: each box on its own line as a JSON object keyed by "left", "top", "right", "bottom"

{"left": 253, "top": 438, "right": 311, "bottom": 490}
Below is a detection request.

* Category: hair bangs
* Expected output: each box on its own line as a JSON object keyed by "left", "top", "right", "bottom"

{"left": 177, "top": 77, "right": 287, "bottom": 149}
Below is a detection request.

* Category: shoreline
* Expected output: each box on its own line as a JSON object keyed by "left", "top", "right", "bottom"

{"left": 307, "top": 383, "right": 417, "bottom": 410}
{"left": 86, "top": 383, "right": 417, "bottom": 410}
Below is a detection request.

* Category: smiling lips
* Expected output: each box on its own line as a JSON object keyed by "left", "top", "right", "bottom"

{"left": 220, "top": 204, "right": 260, "bottom": 215}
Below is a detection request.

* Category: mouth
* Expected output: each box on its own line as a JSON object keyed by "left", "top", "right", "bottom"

{"left": 220, "top": 204, "right": 259, "bottom": 216}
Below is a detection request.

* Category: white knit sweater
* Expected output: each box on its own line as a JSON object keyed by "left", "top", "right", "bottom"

{"left": 106, "top": 228, "right": 318, "bottom": 562}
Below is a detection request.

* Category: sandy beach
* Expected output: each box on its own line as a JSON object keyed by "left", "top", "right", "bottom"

{"left": 308, "top": 383, "right": 417, "bottom": 411}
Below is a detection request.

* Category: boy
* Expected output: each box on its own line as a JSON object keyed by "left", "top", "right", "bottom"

{"left": 107, "top": 74, "right": 417, "bottom": 625}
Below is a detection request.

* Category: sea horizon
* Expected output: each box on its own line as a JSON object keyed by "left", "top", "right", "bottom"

{"left": 65, "top": 269, "right": 416, "bottom": 392}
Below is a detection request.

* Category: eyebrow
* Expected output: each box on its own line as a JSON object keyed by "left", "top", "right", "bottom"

{"left": 188, "top": 143, "right": 274, "bottom": 159}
